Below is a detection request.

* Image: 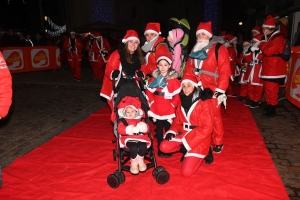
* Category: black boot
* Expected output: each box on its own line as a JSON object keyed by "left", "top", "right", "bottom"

{"left": 262, "top": 105, "right": 276, "bottom": 117}
{"left": 204, "top": 146, "right": 214, "bottom": 164}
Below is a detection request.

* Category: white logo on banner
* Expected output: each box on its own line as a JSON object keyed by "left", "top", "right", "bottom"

{"left": 290, "top": 58, "right": 300, "bottom": 100}
{"left": 31, "top": 49, "right": 49, "bottom": 68}
{"left": 3, "top": 50, "right": 24, "bottom": 70}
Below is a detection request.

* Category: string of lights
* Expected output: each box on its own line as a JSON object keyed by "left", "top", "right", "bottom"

{"left": 204, "top": 0, "right": 218, "bottom": 34}
{"left": 91, "top": 0, "right": 113, "bottom": 23}
{"left": 44, "top": 16, "right": 66, "bottom": 37}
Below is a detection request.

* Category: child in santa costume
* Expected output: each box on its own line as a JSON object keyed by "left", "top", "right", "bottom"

{"left": 167, "top": 28, "right": 184, "bottom": 74}
{"left": 245, "top": 34, "right": 264, "bottom": 108}
{"left": 159, "top": 77, "right": 214, "bottom": 177}
{"left": 236, "top": 40, "right": 252, "bottom": 102}
{"left": 146, "top": 50, "right": 181, "bottom": 157}
{"left": 117, "top": 96, "right": 151, "bottom": 174}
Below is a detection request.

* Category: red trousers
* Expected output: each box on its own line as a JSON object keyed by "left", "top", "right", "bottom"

{"left": 262, "top": 80, "right": 279, "bottom": 106}
{"left": 68, "top": 58, "right": 81, "bottom": 80}
{"left": 247, "top": 83, "right": 263, "bottom": 102}
{"left": 226, "top": 78, "right": 234, "bottom": 95}
{"left": 93, "top": 60, "right": 105, "bottom": 81}
{"left": 160, "top": 140, "right": 204, "bottom": 177}
{"left": 212, "top": 98, "right": 224, "bottom": 145}
{"left": 239, "top": 84, "right": 247, "bottom": 97}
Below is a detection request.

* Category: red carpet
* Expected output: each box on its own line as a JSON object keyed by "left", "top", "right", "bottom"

{"left": 0, "top": 99, "right": 289, "bottom": 200}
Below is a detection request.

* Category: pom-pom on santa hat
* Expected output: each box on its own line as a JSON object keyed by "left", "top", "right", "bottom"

{"left": 196, "top": 21, "right": 212, "bottom": 38}
{"left": 93, "top": 32, "right": 101, "bottom": 38}
{"left": 156, "top": 48, "right": 172, "bottom": 64}
{"left": 122, "top": 30, "right": 140, "bottom": 44}
{"left": 262, "top": 15, "right": 276, "bottom": 28}
{"left": 252, "top": 25, "right": 261, "bottom": 34}
{"left": 144, "top": 22, "right": 161, "bottom": 35}
{"left": 225, "top": 34, "right": 237, "bottom": 43}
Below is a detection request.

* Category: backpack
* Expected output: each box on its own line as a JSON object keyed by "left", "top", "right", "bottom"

{"left": 271, "top": 33, "right": 291, "bottom": 61}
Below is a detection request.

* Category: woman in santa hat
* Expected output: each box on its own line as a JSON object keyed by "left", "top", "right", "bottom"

{"left": 117, "top": 96, "right": 150, "bottom": 174}
{"left": 146, "top": 50, "right": 181, "bottom": 157}
{"left": 100, "top": 30, "right": 147, "bottom": 121}
{"left": 159, "top": 77, "right": 214, "bottom": 177}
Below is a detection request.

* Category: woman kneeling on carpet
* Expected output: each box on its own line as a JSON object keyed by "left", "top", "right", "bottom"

{"left": 159, "top": 77, "right": 214, "bottom": 177}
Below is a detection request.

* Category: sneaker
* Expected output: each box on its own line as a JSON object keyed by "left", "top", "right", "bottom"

{"left": 227, "top": 94, "right": 237, "bottom": 97}
{"left": 244, "top": 99, "right": 253, "bottom": 107}
{"left": 204, "top": 146, "right": 214, "bottom": 164}
{"left": 236, "top": 96, "right": 246, "bottom": 102}
{"left": 213, "top": 144, "right": 224, "bottom": 153}
{"left": 249, "top": 101, "right": 259, "bottom": 108}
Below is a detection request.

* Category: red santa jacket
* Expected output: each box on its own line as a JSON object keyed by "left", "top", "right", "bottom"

{"left": 183, "top": 43, "right": 231, "bottom": 94}
{"left": 259, "top": 30, "right": 286, "bottom": 79}
{"left": 100, "top": 50, "right": 148, "bottom": 100}
{"left": 237, "top": 49, "right": 252, "bottom": 84}
{"left": 248, "top": 48, "right": 263, "bottom": 85}
{"left": 0, "top": 51, "right": 12, "bottom": 118}
{"left": 227, "top": 46, "right": 238, "bottom": 77}
{"left": 146, "top": 69, "right": 181, "bottom": 120}
{"left": 165, "top": 98, "right": 214, "bottom": 158}
{"left": 63, "top": 37, "right": 83, "bottom": 61}
{"left": 85, "top": 39, "right": 95, "bottom": 61}
{"left": 144, "top": 36, "right": 170, "bottom": 75}
{"left": 92, "top": 36, "right": 111, "bottom": 63}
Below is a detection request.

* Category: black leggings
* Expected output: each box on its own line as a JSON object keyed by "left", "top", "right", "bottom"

{"left": 156, "top": 119, "right": 171, "bottom": 146}
{"left": 126, "top": 141, "right": 147, "bottom": 159}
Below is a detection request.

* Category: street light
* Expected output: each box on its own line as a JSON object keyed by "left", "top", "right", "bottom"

{"left": 239, "top": 22, "right": 243, "bottom": 26}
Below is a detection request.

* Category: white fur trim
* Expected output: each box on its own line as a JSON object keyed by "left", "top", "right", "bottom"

{"left": 262, "top": 24, "right": 275, "bottom": 28}
{"left": 136, "top": 122, "right": 147, "bottom": 133}
{"left": 252, "top": 30, "right": 260, "bottom": 34}
{"left": 181, "top": 137, "right": 191, "bottom": 151}
{"left": 126, "top": 125, "right": 134, "bottom": 135}
{"left": 147, "top": 111, "right": 175, "bottom": 120}
{"left": 122, "top": 36, "right": 140, "bottom": 44}
{"left": 273, "top": 16, "right": 280, "bottom": 19}
{"left": 144, "top": 30, "right": 160, "bottom": 35}
{"left": 215, "top": 88, "right": 226, "bottom": 94}
{"left": 157, "top": 56, "right": 172, "bottom": 64}
{"left": 133, "top": 127, "right": 139, "bottom": 134}
{"left": 181, "top": 79, "right": 198, "bottom": 87}
{"left": 196, "top": 30, "right": 212, "bottom": 38}
{"left": 185, "top": 153, "right": 206, "bottom": 158}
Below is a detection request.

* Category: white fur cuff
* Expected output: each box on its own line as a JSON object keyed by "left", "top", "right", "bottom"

{"left": 126, "top": 125, "right": 134, "bottom": 135}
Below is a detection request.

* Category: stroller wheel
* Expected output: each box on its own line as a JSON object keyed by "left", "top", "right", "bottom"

{"left": 152, "top": 166, "right": 170, "bottom": 185}
{"left": 113, "top": 149, "right": 117, "bottom": 161}
{"left": 107, "top": 174, "right": 120, "bottom": 188}
{"left": 114, "top": 170, "right": 125, "bottom": 184}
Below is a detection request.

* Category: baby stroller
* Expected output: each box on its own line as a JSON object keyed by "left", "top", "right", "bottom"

{"left": 107, "top": 82, "right": 170, "bottom": 189}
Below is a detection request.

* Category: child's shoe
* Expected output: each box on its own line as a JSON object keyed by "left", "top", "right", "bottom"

{"left": 137, "top": 155, "right": 147, "bottom": 172}
{"left": 130, "top": 158, "right": 139, "bottom": 174}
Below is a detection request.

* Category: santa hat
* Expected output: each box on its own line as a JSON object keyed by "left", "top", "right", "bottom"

{"left": 70, "top": 30, "right": 76, "bottom": 35}
{"left": 88, "top": 32, "right": 95, "bottom": 37}
{"left": 156, "top": 49, "right": 172, "bottom": 64}
{"left": 252, "top": 34, "right": 264, "bottom": 42}
{"left": 93, "top": 32, "right": 101, "bottom": 38}
{"left": 181, "top": 76, "right": 198, "bottom": 88}
{"left": 117, "top": 96, "right": 143, "bottom": 118}
{"left": 225, "top": 34, "right": 237, "bottom": 43}
{"left": 196, "top": 21, "right": 212, "bottom": 38}
{"left": 262, "top": 15, "right": 276, "bottom": 28}
{"left": 243, "top": 40, "right": 250, "bottom": 46}
{"left": 272, "top": 13, "right": 280, "bottom": 20}
{"left": 252, "top": 25, "right": 261, "bottom": 34}
{"left": 144, "top": 22, "right": 161, "bottom": 35}
{"left": 122, "top": 30, "right": 140, "bottom": 44}
{"left": 219, "top": 30, "right": 227, "bottom": 37}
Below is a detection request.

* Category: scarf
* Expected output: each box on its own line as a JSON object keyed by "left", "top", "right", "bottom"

{"left": 141, "top": 36, "right": 159, "bottom": 53}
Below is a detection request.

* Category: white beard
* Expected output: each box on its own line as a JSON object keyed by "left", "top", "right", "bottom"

{"left": 243, "top": 47, "right": 248, "bottom": 54}
{"left": 252, "top": 42, "right": 260, "bottom": 48}
{"left": 193, "top": 39, "right": 209, "bottom": 52}
{"left": 224, "top": 42, "right": 230, "bottom": 48}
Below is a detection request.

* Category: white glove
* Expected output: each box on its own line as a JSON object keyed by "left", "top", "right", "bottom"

{"left": 136, "top": 122, "right": 147, "bottom": 133}
{"left": 217, "top": 93, "right": 227, "bottom": 109}
{"left": 132, "top": 127, "right": 139, "bottom": 134}
{"left": 125, "top": 125, "right": 135, "bottom": 135}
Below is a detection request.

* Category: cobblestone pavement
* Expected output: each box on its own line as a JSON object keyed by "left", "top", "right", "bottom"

{"left": 0, "top": 66, "right": 299, "bottom": 199}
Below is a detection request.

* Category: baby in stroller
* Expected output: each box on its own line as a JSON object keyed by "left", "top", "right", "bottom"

{"left": 117, "top": 96, "right": 151, "bottom": 174}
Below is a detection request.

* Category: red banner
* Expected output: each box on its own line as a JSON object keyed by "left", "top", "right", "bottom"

{"left": 286, "top": 47, "right": 300, "bottom": 108}
{"left": 0, "top": 46, "right": 61, "bottom": 73}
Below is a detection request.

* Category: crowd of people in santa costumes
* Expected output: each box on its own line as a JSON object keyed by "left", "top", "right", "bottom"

{"left": 0, "top": 51, "right": 13, "bottom": 188}
{"left": 63, "top": 31, "right": 83, "bottom": 81}
{"left": 98, "top": 11, "right": 289, "bottom": 177}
